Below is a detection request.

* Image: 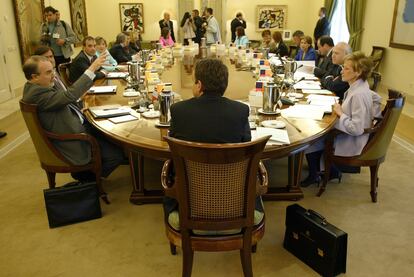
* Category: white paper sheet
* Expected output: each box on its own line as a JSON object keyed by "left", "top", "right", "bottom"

{"left": 88, "top": 85, "right": 117, "bottom": 94}
{"left": 89, "top": 105, "right": 131, "bottom": 118}
{"left": 302, "top": 89, "right": 332, "bottom": 95}
{"left": 281, "top": 104, "right": 325, "bottom": 120}
{"left": 107, "top": 72, "right": 128, "bottom": 79}
{"left": 253, "top": 127, "right": 290, "bottom": 145}
{"left": 109, "top": 114, "right": 139, "bottom": 124}
{"left": 293, "top": 80, "right": 321, "bottom": 90}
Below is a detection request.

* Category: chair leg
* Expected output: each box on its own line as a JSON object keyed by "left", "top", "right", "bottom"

{"left": 182, "top": 244, "right": 193, "bottom": 277}
{"left": 369, "top": 163, "right": 380, "bottom": 203}
{"left": 240, "top": 247, "right": 253, "bottom": 277}
{"left": 95, "top": 174, "right": 110, "bottom": 204}
{"left": 46, "top": 171, "right": 56, "bottom": 188}
{"left": 317, "top": 154, "right": 331, "bottom": 197}
{"left": 170, "top": 242, "right": 177, "bottom": 255}
{"left": 251, "top": 244, "right": 257, "bottom": 253}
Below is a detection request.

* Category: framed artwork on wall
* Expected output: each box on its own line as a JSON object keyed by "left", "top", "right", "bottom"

{"left": 119, "top": 3, "right": 144, "bottom": 33}
{"left": 12, "top": 0, "right": 45, "bottom": 64}
{"left": 283, "top": 30, "right": 292, "bottom": 41}
{"left": 256, "top": 5, "right": 287, "bottom": 31}
{"left": 389, "top": 0, "right": 414, "bottom": 50}
{"left": 69, "top": 0, "right": 88, "bottom": 47}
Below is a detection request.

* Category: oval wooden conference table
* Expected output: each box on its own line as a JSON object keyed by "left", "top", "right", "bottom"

{"left": 83, "top": 54, "right": 337, "bottom": 204}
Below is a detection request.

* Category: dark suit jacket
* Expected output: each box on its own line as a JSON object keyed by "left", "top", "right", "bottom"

{"left": 169, "top": 94, "right": 251, "bottom": 143}
{"left": 314, "top": 17, "right": 330, "bottom": 42}
{"left": 69, "top": 51, "right": 105, "bottom": 83}
{"left": 192, "top": 16, "right": 204, "bottom": 44}
{"left": 276, "top": 41, "right": 289, "bottom": 57}
{"left": 109, "top": 44, "right": 136, "bottom": 64}
{"left": 230, "top": 18, "right": 247, "bottom": 42}
{"left": 22, "top": 74, "right": 93, "bottom": 165}
{"left": 159, "top": 19, "right": 176, "bottom": 42}
{"left": 320, "top": 66, "right": 349, "bottom": 100}
{"left": 314, "top": 50, "right": 339, "bottom": 79}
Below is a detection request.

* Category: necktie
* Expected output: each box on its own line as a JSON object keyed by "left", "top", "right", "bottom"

{"left": 54, "top": 75, "right": 85, "bottom": 124}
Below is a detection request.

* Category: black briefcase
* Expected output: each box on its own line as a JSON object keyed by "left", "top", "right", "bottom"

{"left": 283, "top": 204, "right": 347, "bottom": 277}
{"left": 43, "top": 182, "right": 102, "bottom": 228}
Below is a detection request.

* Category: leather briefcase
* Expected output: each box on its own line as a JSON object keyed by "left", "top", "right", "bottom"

{"left": 283, "top": 204, "right": 347, "bottom": 277}
{"left": 43, "top": 182, "right": 102, "bottom": 228}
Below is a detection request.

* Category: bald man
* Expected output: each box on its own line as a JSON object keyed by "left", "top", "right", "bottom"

{"left": 320, "top": 42, "right": 352, "bottom": 99}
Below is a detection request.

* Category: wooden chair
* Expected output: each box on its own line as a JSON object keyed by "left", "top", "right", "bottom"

{"left": 369, "top": 46, "right": 386, "bottom": 72}
{"left": 19, "top": 100, "right": 109, "bottom": 203}
{"left": 161, "top": 135, "right": 271, "bottom": 277}
{"left": 369, "top": 71, "right": 382, "bottom": 91}
{"left": 318, "top": 90, "right": 405, "bottom": 202}
{"left": 58, "top": 61, "right": 72, "bottom": 87}
{"left": 288, "top": 45, "right": 298, "bottom": 58}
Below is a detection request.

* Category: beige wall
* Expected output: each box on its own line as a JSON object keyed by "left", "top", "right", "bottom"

{"left": 360, "top": 0, "right": 414, "bottom": 98}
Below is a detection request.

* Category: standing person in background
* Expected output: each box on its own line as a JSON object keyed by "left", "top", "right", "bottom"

{"left": 230, "top": 12, "right": 247, "bottom": 43}
{"left": 40, "top": 6, "right": 76, "bottom": 70}
{"left": 191, "top": 9, "right": 204, "bottom": 44}
{"left": 159, "top": 27, "right": 175, "bottom": 47}
{"left": 159, "top": 12, "right": 176, "bottom": 43}
{"left": 203, "top": 8, "right": 221, "bottom": 45}
{"left": 295, "top": 36, "right": 316, "bottom": 61}
{"left": 271, "top": 31, "right": 289, "bottom": 57}
{"left": 234, "top": 27, "right": 249, "bottom": 47}
{"left": 180, "top": 12, "right": 195, "bottom": 45}
{"left": 314, "top": 7, "right": 331, "bottom": 49}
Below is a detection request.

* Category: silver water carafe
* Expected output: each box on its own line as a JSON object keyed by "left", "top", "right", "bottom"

{"left": 262, "top": 47, "right": 270, "bottom": 59}
{"left": 262, "top": 82, "right": 281, "bottom": 113}
{"left": 127, "top": 61, "right": 141, "bottom": 90}
{"left": 141, "top": 49, "right": 150, "bottom": 64}
{"left": 284, "top": 58, "right": 298, "bottom": 76}
{"left": 159, "top": 90, "right": 174, "bottom": 124}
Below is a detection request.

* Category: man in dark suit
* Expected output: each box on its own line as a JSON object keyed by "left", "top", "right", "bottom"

{"left": 314, "top": 36, "right": 338, "bottom": 78}
{"left": 313, "top": 7, "right": 330, "bottom": 49}
{"left": 69, "top": 36, "right": 106, "bottom": 83}
{"left": 320, "top": 42, "right": 352, "bottom": 100}
{"left": 191, "top": 9, "right": 204, "bottom": 44}
{"left": 22, "top": 55, "right": 125, "bottom": 180}
{"left": 230, "top": 12, "right": 247, "bottom": 43}
{"left": 169, "top": 59, "right": 251, "bottom": 143}
{"left": 159, "top": 12, "right": 175, "bottom": 42}
{"left": 109, "top": 32, "right": 138, "bottom": 64}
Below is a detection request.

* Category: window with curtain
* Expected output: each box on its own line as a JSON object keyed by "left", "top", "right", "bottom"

{"left": 330, "top": 0, "right": 350, "bottom": 44}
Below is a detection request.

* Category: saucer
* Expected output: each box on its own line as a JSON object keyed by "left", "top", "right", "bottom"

{"left": 155, "top": 121, "right": 170, "bottom": 127}
{"left": 142, "top": 110, "right": 160, "bottom": 118}
{"left": 258, "top": 108, "right": 281, "bottom": 115}
{"left": 261, "top": 120, "right": 286, "bottom": 129}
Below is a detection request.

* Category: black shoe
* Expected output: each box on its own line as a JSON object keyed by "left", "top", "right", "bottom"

{"left": 0, "top": 131, "right": 7, "bottom": 138}
{"left": 300, "top": 175, "right": 321, "bottom": 187}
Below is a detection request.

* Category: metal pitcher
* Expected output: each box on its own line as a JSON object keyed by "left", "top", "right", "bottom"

{"left": 261, "top": 47, "right": 270, "bottom": 60}
{"left": 284, "top": 58, "right": 298, "bottom": 75}
{"left": 127, "top": 61, "right": 140, "bottom": 87}
{"left": 141, "top": 49, "right": 151, "bottom": 64}
{"left": 262, "top": 82, "right": 281, "bottom": 113}
{"left": 159, "top": 90, "right": 174, "bottom": 124}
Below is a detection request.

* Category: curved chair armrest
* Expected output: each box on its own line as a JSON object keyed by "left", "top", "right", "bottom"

{"left": 44, "top": 131, "right": 101, "bottom": 165}
{"left": 256, "top": 161, "right": 268, "bottom": 196}
{"left": 161, "top": 159, "right": 176, "bottom": 198}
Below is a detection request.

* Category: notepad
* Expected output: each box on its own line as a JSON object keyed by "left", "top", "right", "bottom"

{"left": 281, "top": 104, "right": 325, "bottom": 120}
{"left": 293, "top": 80, "right": 321, "bottom": 90}
{"left": 109, "top": 114, "right": 138, "bottom": 124}
{"left": 89, "top": 105, "right": 131, "bottom": 118}
{"left": 302, "top": 89, "right": 332, "bottom": 95}
{"left": 106, "top": 72, "right": 128, "bottom": 79}
{"left": 253, "top": 127, "right": 290, "bottom": 145}
{"left": 88, "top": 85, "right": 117, "bottom": 94}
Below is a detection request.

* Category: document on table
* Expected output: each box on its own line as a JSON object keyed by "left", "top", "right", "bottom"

{"left": 281, "top": 104, "right": 325, "bottom": 120}
{"left": 108, "top": 114, "right": 139, "bottom": 124}
{"left": 106, "top": 72, "right": 129, "bottom": 79}
{"left": 302, "top": 89, "right": 332, "bottom": 95}
{"left": 293, "top": 80, "right": 321, "bottom": 90}
{"left": 252, "top": 127, "right": 290, "bottom": 145}
{"left": 88, "top": 85, "right": 117, "bottom": 94}
{"left": 89, "top": 104, "right": 131, "bottom": 118}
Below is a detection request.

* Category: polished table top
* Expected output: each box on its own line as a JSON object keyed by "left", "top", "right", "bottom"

{"left": 83, "top": 56, "right": 337, "bottom": 160}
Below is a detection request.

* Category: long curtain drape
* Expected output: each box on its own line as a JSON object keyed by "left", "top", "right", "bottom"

{"left": 345, "top": 0, "right": 366, "bottom": 50}
{"left": 324, "top": 0, "right": 337, "bottom": 21}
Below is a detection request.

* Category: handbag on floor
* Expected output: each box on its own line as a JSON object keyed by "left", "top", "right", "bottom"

{"left": 283, "top": 204, "right": 347, "bottom": 277}
{"left": 43, "top": 181, "right": 102, "bottom": 228}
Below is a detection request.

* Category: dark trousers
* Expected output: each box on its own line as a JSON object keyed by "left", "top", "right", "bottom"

{"left": 54, "top": 55, "right": 71, "bottom": 71}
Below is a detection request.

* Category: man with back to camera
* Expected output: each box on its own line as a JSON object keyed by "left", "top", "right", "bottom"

{"left": 40, "top": 6, "right": 76, "bottom": 69}
{"left": 230, "top": 12, "right": 247, "bottom": 43}
{"left": 21, "top": 54, "right": 125, "bottom": 182}
{"left": 313, "top": 7, "right": 331, "bottom": 49}
{"left": 320, "top": 42, "right": 352, "bottom": 100}
{"left": 313, "top": 35, "right": 338, "bottom": 78}
{"left": 165, "top": 58, "right": 264, "bottom": 226}
{"left": 69, "top": 36, "right": 106, "bottom": 83}
{"left": 159, "top": 12, "right": 176, "bottom": 42}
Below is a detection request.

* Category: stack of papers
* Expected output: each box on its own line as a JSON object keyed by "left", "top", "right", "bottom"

{"left": 106, "top": 72, "right": 128, "bottom": 79}
{"left": 302, "top": 89, "right": 332, "bottom": 95}
{"left": 281, "top": 104, "right": 325, "bottom": 120}
{"left": 108, "top": 114, "right": 138, "bottom": 124}
{"left": 88, "top": 85, "right": 117, "bottom": 94}
{"left": 252, "top": 127, "right": 290, "bottom": 145}
{"left": 306, "top": 95, "right": 339, "bottom": 113}
{"left": 89, "top": 105, "right": 131, "bottom": 118}
{"left": 293, "top": 80, "right": 321, "bottom": 90}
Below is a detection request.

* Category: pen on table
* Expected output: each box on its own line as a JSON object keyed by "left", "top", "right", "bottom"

{"left": 103, "top": 108, "right": 119, "bottom": 111}
{"left": 281, "top": 115, "right": 302, "bottom": 133}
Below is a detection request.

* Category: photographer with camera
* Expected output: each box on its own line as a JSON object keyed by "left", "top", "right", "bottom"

{"left": 40, "top": 6, "right": 76, "bottom": 70}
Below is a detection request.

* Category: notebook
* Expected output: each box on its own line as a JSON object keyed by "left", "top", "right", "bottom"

{"left": 88, "top": 85, "right": 117, "bottom": 94}
{"left": 89, "top": 105, "right": 131, "bottom": 118}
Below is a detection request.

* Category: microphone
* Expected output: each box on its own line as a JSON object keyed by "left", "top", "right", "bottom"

{"left": 293, "top": 77, "right": 305, "bottom": 85}
{"left": 296, "top": 64, "right": 304, "bottom": 70}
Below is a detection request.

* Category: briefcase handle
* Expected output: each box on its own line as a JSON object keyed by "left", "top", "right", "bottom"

{"left": 305, "top": 209, "right": 327, "bottom": 225}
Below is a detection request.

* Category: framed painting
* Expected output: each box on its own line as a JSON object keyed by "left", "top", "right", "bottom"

{"left": 69, "top": 0, "right": 88, "bottom": 47}
{"left": 12, "top": 0, "right": 45, "bottom": 64}
{"left": 119, "top": 3, "right": 144, "bottom": 33}
{"left": 256, "top": 5, "right": 287, "bottom": 31}
{"left": 389, "top": 0, "right": 414, "bottom": 50}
